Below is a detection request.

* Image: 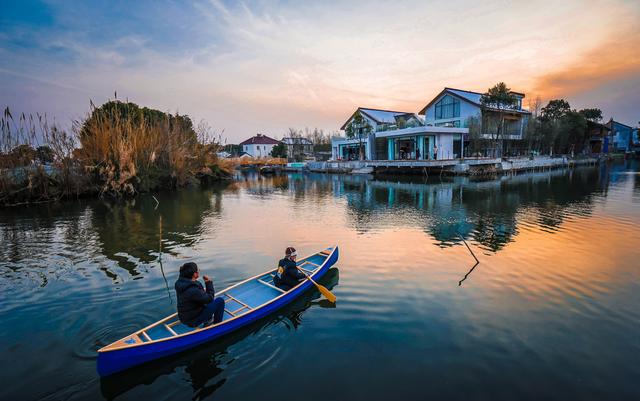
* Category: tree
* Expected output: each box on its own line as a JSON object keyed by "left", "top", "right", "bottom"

{"left": 270, "top": 142, "right": 286, "bottom": 158}
{"left": 541, "top": 99, "right": 571, "bottom": 122}
{"left": 558, "top": 111, "right": 587, "bottom": 155}
{"left": 480, "top": 82, "right": 517, "bottom": 156}
{"left": 345, "top": 111, "right": 372, "bottom": 160}
{"left": 578, "top": 108, "right": 602, "bottom": 122}
{"left": 465, "top": 115, "right": 483, "bottom": 156}
{"left": 540, "top": 99, "right": 572, "bottom": 155}
{"left": 524, "top": 96, "right": 542, "bottom": 154}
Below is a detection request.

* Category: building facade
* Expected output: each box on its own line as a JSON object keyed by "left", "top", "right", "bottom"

{"left": 586, "top": 120, "right": 611, "bottom": 153}
{"left": 239, "top": 134, "right": 281, "bottom": 158}
{"left": 605, "top": 119, "right": 635, "bottom": 152}
{"left": 419, "top": 88, "right": 530, "bottom": 139}
{"left": 333, "top": 107, "right": 467, "bottom": 161}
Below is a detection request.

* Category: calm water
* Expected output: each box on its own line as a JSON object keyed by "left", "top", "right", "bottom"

{"left": 1, "top": 162, "right": 639, "bottom": 401}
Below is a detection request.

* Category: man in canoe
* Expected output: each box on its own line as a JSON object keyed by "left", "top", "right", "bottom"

{"left": 273, "top": 247, "right": 306, "bottom": 291}
{"left": 175, "top": 262, "right": 225, "bottom": 327}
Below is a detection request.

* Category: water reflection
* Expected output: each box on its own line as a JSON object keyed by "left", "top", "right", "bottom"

{"left": 91, "top": 184, "right": 228, "bottom": 275}
{"left": 99, "top": 268, "right": 339, "bottom": 400}
{"left": 333, "top": 166, "right": 609, "bottom": 252}
{"left": 0, "top": 183, "right": 231, "bottom": 285}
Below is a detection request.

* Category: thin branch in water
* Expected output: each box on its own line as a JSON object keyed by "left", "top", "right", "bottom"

{"left": 457, "top": 232, "right": 481, "bottom": 286}
{"left": 158, "top": 214, "right": 172, "bottom": 303}
{"left": 459, "top": 261, "right": 480, "bottom": 286}
{"left": 458, "top": 233, "right": 479, "bottom": 263}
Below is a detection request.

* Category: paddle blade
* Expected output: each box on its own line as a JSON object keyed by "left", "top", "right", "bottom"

{"left": 317, "top": 284, "right": 337, "bottom": 303}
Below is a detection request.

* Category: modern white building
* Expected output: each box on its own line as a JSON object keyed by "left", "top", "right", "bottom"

{"left": 331, "top": 87, "right": 531, "bottom": 161}
{"left": 239, "top": 134, "right": 281, "bottom": 158}
{"left": 332, "top": 107, "right": 467, "bottom": 161}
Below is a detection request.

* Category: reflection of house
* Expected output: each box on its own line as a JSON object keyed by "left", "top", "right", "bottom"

{"left": 281, "top": 137, "right": 313, "bottom": 160}
{"left": 419, "top": 87, "right": 530, "bottom": 140}
{"left": 605, "top": 119, "right": 634, "bottom": 152}
{"left": 239, "top": 134, "right": 281, "bottom": 158}
{"left": 332, "top": 107, "right": 467, "bottom": 161}
{"left": 586, "top": 120, "right": 611, "bottom": 153}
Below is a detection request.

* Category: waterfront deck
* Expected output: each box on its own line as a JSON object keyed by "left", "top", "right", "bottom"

{"left": 308, "top": 156, "right": 600, "bottom": 175}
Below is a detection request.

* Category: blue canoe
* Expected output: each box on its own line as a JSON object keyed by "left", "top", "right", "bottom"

{"left": 97, "top": 246, "right": 339, "bottom": 376}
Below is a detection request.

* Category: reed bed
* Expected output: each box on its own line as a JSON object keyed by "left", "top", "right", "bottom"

{"left": 0, "top": 100, "right": 231, "bottom": 206}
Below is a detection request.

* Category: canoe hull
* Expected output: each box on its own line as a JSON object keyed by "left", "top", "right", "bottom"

{"left": 97, "top": 246, "right": 339, "bottom": 376}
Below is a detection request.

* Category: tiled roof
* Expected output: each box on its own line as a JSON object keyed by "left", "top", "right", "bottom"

{"left": 239, "top": 134, "right": 281, "bottom": 145}
{"left": 341, "top": 107, "right": 419, "bottom": 130}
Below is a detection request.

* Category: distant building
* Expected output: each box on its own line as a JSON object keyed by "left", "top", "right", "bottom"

{"left": 239, "top": 134, "right": 281, "bottom": 158}
{"left": 281, "top": 137, "right": 313, "bottom": 160}
{"left": 605, "top": 119, "right": 635, "bottom": 152}
{"left": 586, "top": 120, "right": 611, "bottom": 153}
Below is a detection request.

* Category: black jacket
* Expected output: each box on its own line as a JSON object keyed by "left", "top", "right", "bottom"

{"left": 175, "top": 277, "right": 215, "bottom": 325}
{"left": 274, "top": 257, "right": 305, "bottom": 288}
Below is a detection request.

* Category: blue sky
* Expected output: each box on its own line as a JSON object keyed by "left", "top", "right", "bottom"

{"left": 1, "top": 0, "right": 639, "bottom": 142}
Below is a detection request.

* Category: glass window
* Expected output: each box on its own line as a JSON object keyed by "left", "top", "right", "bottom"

{"left": 435, "top": 95, "right": 460, "bottom": 119}
{"left": 435, "top": 120, "right": 460, "bottom": 127}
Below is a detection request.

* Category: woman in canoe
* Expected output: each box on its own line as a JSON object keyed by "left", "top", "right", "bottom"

{"left": 175, "top": 262, "right": 225, "bottom": 327}
{"left": 273, "top": 247, "right": 305, "bottom": 291}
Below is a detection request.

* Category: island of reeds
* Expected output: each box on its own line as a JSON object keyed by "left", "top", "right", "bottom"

{"left": 0, "top": 99, "right": 232, "bottom": 206}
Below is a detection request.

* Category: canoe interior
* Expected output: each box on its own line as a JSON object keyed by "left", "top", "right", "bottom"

{"left": 106, "top": 248, "right": 333, "bottom": 348}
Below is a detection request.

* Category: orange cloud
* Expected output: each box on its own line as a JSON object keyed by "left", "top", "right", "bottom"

{"left": 531, "top": 28, "right": 640, "bottom": 100}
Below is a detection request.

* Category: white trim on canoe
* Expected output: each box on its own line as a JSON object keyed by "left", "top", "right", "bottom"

{"left": 99, "top": 247, "right": 337, "bottom": 353}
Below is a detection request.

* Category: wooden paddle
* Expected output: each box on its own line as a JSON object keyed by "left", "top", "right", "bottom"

{"left": 296, "top": 267, "right": 337, "bottom": 303}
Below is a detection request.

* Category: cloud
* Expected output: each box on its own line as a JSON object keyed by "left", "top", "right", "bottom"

{"left": 531, "top": 28, "right": 640, "bottom": 101}
{"left": 1, "top": 0, "right": 639, "bottom": 141}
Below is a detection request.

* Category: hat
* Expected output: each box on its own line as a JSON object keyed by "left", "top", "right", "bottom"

{"left": 285, "top": 247, "right": 297, "bottom": 257}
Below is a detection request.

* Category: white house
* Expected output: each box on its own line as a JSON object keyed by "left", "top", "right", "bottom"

{"left": 419, "top": 87, "right": 530, "bottom": 140}
{"left": 239, "top": 134, "right": 281, "bottom": 158}
{"left": 332, "top": 107, "right": 467, "bottom": 161}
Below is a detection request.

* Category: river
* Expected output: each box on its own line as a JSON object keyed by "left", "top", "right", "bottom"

{"left": 1, "top": 161, "right": 639, "bottom": 400}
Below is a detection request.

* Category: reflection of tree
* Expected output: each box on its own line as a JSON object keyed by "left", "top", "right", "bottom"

{"left": 100, "top": 268, "right": 339, "bottom": 400}
{"left": 0, "top": 202, "right": 96, "bottom": 277}
{"left": 91, "top": 183, "right": 228, "bottom": 278}
{"left": 340, "top": 167, "right": 606, "bottom": 253}
{"left": 237, "top": 172, "right": 334, "bottom": 204}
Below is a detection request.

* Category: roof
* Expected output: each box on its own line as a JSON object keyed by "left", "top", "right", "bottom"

{"left": 419, "top": 87, "right": 528, "bottom": 115}
{"left": 281, "top": 137, "right": 313, "bottom": 145}
{"left": 606, "top": 119, "right": 634, "bottom": 130}
{"left": 239, "top": 134, "right": 281, "bottom": 145}
{"left": 340, "top": 107, "right": 419, "bottom": 130}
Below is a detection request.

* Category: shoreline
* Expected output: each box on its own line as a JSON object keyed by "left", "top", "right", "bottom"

{"left": 306, "top": 155, "right": 614, "bottom": 176}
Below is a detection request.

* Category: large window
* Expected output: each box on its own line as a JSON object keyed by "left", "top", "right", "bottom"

{"left": 435, "top": 95, "right": 460, "bottom": 120}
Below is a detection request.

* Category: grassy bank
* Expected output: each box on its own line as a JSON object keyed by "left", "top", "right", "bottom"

{"left": 1, "top": 100, "right": 231, "bottom": 206}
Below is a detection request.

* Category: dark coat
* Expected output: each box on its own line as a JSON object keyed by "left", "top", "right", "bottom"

{"left": 175, "top": 277, "right": 215, "bottom": 325}
{"left": 274, "top": 257, "right": 305, "bottom": 289}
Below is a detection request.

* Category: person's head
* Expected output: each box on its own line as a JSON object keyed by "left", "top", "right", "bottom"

{"left": 285, "top": 246, "right": 297, "bottom": 261}
{"left": 180, "top": 262, "right": 199, "bottom": 280}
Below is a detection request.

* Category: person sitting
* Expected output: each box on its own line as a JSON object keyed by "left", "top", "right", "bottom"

{"left": 175, "top": 262, "right": 225, "bottom": 328}
{"left": 273, "top": 247, "right": 305, "bottom": 291}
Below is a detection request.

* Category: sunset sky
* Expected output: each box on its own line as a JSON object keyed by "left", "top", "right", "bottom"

{"left": 1, "top": 0, "right": 639, "bottom": 142}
